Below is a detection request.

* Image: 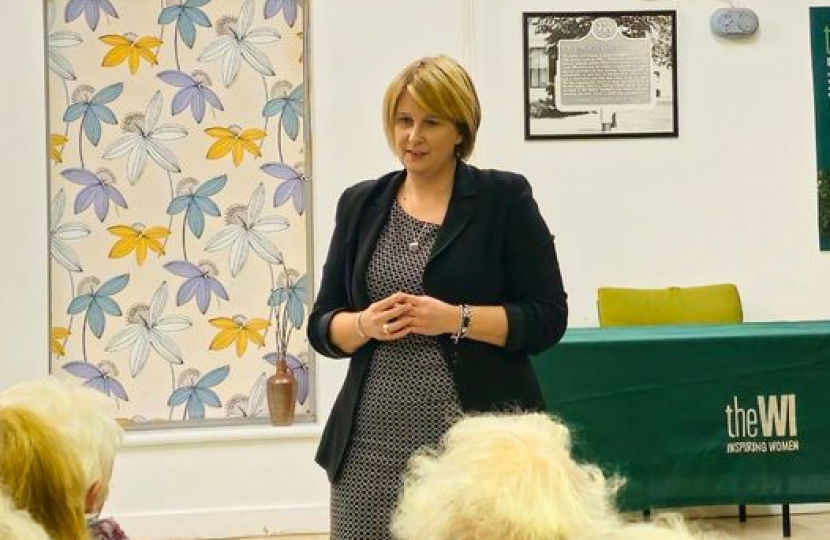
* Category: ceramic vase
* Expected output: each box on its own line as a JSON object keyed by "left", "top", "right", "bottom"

{"left": 266, "top": 357, "right": 297, "bottom": 426}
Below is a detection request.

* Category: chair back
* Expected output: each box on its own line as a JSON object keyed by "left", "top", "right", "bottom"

{"left": 597, "top": 283, "right": 743, "bottom": 327}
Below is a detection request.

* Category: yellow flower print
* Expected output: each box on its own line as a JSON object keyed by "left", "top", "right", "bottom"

{"left": 205, "top": 125, "right": 266, "bottom": 167}
{"left": 50, "top": 326, "right": 70, "bottom": 357}
{"left": 107, "top": 223, "right": 171, "bottom": 265}
{"left": 50, "top": 134, "right": 68, "bottom": 164}
{"left": 100, "top": 33, "right": 162, "bottom": 75}
{"left": 209, "top": 315, "right": 269, "bottom": 357}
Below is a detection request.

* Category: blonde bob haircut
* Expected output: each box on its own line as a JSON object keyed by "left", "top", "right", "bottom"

{"left": 0, "top": 377, "right": 123, "bottom": 512}
{"left": 0, "top": 407, "right": 87, "bottom": 540}
{"left": 383, "top": 55, "right": 481, "bottom": 161}
{"left": 392, "top": 412, "right": 729, "bottom": 540}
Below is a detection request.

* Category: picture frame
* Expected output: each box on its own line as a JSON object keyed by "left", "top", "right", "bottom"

{"left": 523, "top": 10, "right": 678, "bottom": 139}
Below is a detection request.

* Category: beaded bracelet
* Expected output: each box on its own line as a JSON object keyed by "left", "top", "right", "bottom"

{"left": 354, "top": 311, "right": 368, "bottom": 339}
{"left": 451, "top": 304, "right": 472, "bottom": 344}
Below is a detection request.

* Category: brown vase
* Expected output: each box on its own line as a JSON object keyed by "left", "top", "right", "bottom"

{"left": 266, "top": 357, "right": 297, "bottom": 426}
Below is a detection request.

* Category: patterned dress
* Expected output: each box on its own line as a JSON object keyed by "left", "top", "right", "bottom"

{"left": 87, "top": 515, "right": 129, "bottom": 540}
{"left": 330, "top": 200, "right": 462, "bottom": 539}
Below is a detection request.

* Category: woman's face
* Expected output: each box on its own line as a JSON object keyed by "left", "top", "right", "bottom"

{"left": 393, "top": 91, "right": 461, "bottom": 179}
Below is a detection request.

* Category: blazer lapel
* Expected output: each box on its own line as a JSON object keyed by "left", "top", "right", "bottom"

{"left": 351, "top": 171, "right": 406, "bottom": 308}
{"left": 429, "top": 161, "right": 478, "bottom": 263}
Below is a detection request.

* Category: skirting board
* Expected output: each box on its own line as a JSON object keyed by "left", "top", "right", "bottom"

{"left": 116, "top": 503, "right": 329, "bottom": 540}
{"left": 640, "top": 503, "right": 830, "bottom": 519}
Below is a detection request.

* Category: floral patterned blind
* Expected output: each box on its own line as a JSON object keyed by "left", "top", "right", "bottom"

{"left": 47, "top": 0, "right": 312, "bottom": 426}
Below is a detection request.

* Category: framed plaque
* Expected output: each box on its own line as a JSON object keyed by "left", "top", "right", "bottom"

{"left": 523, "top": 11, "right": 678, "bottom": 139}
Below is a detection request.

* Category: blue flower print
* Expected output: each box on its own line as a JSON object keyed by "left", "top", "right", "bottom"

{"left": 165, "top": 260, "right": 230, "bottom": 314}
{"left": 167, "top": 174, "right": 226, "bottom": 238}
{"left": 267, "top": 272, "right": 308, "bottom": 329}
{"left": 65, "top": 0, "right": 119, "bottom": 32}
{"left": 63, "top": 82, "right": 123, "bottom": 147}
{"left": 67, "top": 275, "right": 129, "bottom": 365}
{"left": 61, "top": 167, "right": 128, "bottom": 222}
{"left": 63, "top": 360, "right": 129, "bottom": 401}
{"left": 158, "top": 0, "right": 213, "bottom": 49}
{"left": 67, "top": 273, "right": 129, "bottom": 339}
{"left": 168, "top": 365, "right": 229, "bottom": 420}
{"left": 262, "top": 82, "right": 303, "bottom": 141}
{"left": 158, "top": 69, "right": 224, "bottom": 123}
{"left": 264, "top": 0, "right": 300, "bottom": 27}
{"left": 260, "top": 162, "right": 306, "bottom": 215}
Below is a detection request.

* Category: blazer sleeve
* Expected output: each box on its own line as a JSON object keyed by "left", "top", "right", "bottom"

{"left": 307, "top": 187, "right": 353, "bottom": 359}
{"left": 501, "top": 174, "right": 568, "bottom": 355}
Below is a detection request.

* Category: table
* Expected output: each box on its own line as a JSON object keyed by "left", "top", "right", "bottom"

{"left": 531, "top": 321, "right": 830, "bottom": 516}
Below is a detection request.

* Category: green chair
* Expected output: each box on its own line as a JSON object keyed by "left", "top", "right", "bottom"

{"left": 597, "top": 283, "right": 743, "bottom": 327}
{"left": 596, "top": 283, "right": 751, "bottom": 525}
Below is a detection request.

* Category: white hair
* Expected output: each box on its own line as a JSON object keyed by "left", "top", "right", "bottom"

{"left": 0, "top": 376, "right": 122, "bottom": 509}
{"left": 588, "top": 513, "right": 732, "bottom": 540}
{"left": 392, "top": 413, "right": 730, "bottom": 540}
{"left": 0, "top": 489, "right": 51, "bottom": 540}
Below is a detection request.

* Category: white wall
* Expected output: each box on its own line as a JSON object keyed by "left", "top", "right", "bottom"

{"left": 472, "top": 0, "right": 827, "bottom": 327}
{"left": 3, "top": 0, "right": 49, "bottom": 384}
{"left": 3, "top": 0, "right": 828, "bottom": 538}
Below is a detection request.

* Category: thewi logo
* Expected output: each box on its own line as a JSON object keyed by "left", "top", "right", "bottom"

{"left": 724, "top": 395, "right": 800, "bottom": 454}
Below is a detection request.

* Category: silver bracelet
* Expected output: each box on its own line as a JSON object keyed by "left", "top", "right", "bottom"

{"left": 354, "top": 311, "right": 368, "bottom": 339}
{"left": 451, "top": 304, "right": 472, "bottom": 344}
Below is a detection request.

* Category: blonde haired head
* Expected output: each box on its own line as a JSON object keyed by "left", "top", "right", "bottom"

{"left": 383, "top": 55, "right": 481, "bottom": 161}
{"left": 0, "top": 407, "right": 87, "bottom": 540}
{"left": 0, "top": 377, "right": 123, "bottom": 512}
{"left": 392, "top": 413, "right": 730, "bottom": 540}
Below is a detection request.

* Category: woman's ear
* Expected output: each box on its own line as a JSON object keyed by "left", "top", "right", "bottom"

{"left": 85, "top": 481, "right": 103, "bottom": 513}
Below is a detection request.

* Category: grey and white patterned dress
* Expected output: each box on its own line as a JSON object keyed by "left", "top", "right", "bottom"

{"left": 330, "top": 200, "right": 462, "bottom": 539}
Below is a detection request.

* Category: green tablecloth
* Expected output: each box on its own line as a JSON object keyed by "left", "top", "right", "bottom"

{"left": 531, "top": 321, "right": 830, "bottom": 510}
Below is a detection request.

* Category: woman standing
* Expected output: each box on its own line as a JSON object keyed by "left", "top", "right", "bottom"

{"left": 308, "top": 55, "right": 568, "bottom": 538}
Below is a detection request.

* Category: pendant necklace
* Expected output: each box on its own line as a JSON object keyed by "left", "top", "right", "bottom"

{"left": 408, "top": 222, "right": 431, "bottom": 252}
{"left": 399, "top": 184, "right": 434, "bottom": 252}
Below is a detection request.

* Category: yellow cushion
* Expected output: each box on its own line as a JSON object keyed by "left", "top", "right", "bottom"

{"left": 597, "top": 284, "right": 743, "bottom": 327}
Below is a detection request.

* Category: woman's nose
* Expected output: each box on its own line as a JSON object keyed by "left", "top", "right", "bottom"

{"left": 408, "top": 125, "right": 423, "bottom": 142}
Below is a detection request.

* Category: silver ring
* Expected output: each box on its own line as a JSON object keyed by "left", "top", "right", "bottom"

{"left": 382, "top": 322, "right": 391, "bottom": 334}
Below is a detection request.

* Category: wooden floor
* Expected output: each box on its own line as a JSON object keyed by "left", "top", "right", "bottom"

{"left": 227, "top": 511, "right": 830, "bottom": 540}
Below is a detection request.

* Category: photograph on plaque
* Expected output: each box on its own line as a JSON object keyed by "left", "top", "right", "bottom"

{"left": 523, "top": 11, "right": 678, "bottom": 139}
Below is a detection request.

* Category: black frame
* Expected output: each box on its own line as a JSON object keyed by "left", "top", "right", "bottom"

{"left": 522, "top": 10, "right": 678, "bottom": 140}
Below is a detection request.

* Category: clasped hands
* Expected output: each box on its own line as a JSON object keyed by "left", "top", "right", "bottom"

{"left": 359, "top": 291, "right": 456, "bottom": 341}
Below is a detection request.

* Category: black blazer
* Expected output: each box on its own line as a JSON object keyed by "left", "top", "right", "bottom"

{"left": 308, "top": 161, "right": 568, "bottom": 482}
